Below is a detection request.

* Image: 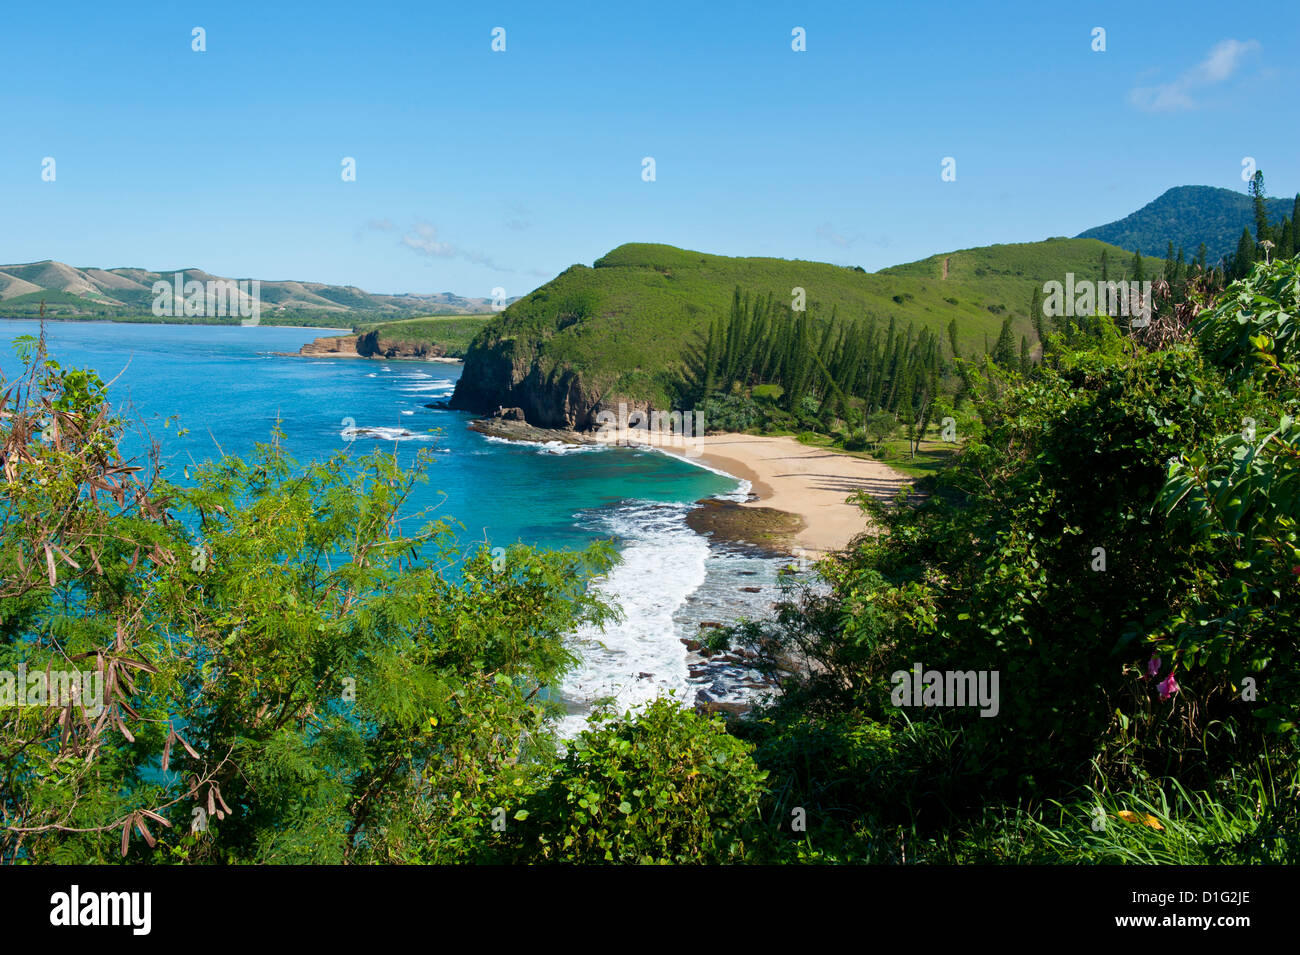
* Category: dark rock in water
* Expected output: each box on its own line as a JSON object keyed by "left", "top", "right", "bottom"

{"left": 681, "top": 638, "right": 702, "bottom": 652}
{"left": 466, "top": 416, "right": 604, "bottom": 447}
{"left": 637, "top": 672, "right": 652, "bottom": 680}
{"left": 699, "top": 621, "right": 724, "bottom": 630}
{"left": 494, "top": 406, "right": 527, "bottom": 421}
{"left": 740, "top": 586, "right": 762, "bottom": 593}
{"left": 684, "top": 498, "right": 802, "bottom": 556}
{"left": 424, "top": 401, "right": 450, "bottom": 409}
{"left": 694, "top": 688, "right": 751, "bottom": 719}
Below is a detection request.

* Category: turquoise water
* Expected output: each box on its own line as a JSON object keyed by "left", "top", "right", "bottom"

{"left": 0, "top": 321, "right": 735, "bottom": 552}
{"left": 2, "top": 321, "right": 779, "bottom": 729}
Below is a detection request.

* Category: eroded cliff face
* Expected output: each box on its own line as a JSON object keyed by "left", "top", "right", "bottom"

{"left": 356, "top": 331, "right": 448, "bottom": 359}
{"left": 297, "top": 331, "right": 449, "bottom": 360}
{"left": 299, "top": 335, "right": 360, "bottom": 356}
{"left": 448, "top": 337, "right": 653, "bottom": 430}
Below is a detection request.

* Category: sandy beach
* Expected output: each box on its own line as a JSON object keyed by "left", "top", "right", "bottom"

{"left": 660, "top": 434, "right": 913, "bottom": 555}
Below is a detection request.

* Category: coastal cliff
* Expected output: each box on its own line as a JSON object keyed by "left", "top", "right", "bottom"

{"left": 448, "top": 334, "right": 657, "bottom": 429}
{"left": 297, "top": 329, "right": 452, "bottom": 360}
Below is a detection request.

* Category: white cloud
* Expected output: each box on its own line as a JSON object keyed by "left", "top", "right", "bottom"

{"left": 401, "top": 222, "right": 456, "bottom": 257}
{"left": 397, "top": 221, "right": 514, "bottom": 273}
{"left": 1129, "top": 38, "right": 1260, "bottom": 112}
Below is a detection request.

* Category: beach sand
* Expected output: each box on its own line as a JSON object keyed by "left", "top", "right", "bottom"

{"left": 660, "top": 434, "right": 914, "bottom": 555}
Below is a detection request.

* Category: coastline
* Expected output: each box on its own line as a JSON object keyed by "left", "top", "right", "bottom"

{"left": 655, "top": 434, "right": 912, "bottom": 556}
{"left": 284, "top": 349, "right": 464, "bottom": 364}
{"left": 465, "top": 417, "right": 911, "bottom": 557}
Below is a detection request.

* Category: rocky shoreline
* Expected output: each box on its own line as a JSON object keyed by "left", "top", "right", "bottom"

{"left": 467, "top": 410, "right": 806, "bottom": 721}
{"left": 282, "top": 331, "right": 464, "bottom": 362}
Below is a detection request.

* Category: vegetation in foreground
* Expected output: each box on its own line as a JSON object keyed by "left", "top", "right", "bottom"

{"left": 3, "top": 254, "right": 1298, "bottom": 864}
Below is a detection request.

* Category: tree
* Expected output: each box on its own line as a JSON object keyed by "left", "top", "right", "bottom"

{"left": 991, "top": 316, "right": 1016, "bottom": 367}
{"left": 1132, "top": 250, "right": 1145, "bottom": 284}
{"left": 1250, "top": 170, "right": 1271, "bottom": 244}
{"left": 0, "top": 337, "right": 619, "bottom": 864}
{"left": 865, "top": 410, "right": 896, "bottom": 450}
{"left": 1232, "top": 227, "right": 1257, "bottom": 280}
{"left": 1030, "top": 287, "right": 1045, "bottom": 344}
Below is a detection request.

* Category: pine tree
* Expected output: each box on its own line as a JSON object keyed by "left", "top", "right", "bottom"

{"left": 1019, "top": 335, "right": 1030, "bottom": 373}
{"left": 1232, "top": 227, "right": 1256, "bottom": 280}
{"left": 700, "top": 319, "right": 719, "bottom": 400}
{"left": 1197, "top": 243, "right": 1208, "bottom": 273}
{"left": 1281, "top": 217, "right": 1295, "bottom": 261}
{"left": 992, "top": 317, "right": 1016, "bottom": 367}
{"left": 1251, "top": 170, "right": 1271, "bottom": 244}
{"left": 1132, "top": 250, "right": 1144, "bottom": 284}
{"left": 1030, "top": 286, "right": 1045, "bottom": 343}
{"left": 1100, "top": 249, "right": 1109, "bottom": 283}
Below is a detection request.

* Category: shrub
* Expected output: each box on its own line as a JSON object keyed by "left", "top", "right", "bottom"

{"left": 511, "top": 699, "right": 767, "bottom": 863}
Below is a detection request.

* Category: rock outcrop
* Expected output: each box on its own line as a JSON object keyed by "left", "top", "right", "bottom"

{"left": 448, "top": 336, "right": 655, "bottom": 430}
{"left": 299, "top": 335, "right": 360, "bottom": 356}
{"left": 296, "top": 331, "right": 451, "bottom": 360}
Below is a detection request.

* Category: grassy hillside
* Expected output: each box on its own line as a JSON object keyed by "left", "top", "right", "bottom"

{"left": 353, "top": 314, "right": 492, "bottom": 357}
{"left": 452, "top": 238, "right": 1135, "bottom": 421}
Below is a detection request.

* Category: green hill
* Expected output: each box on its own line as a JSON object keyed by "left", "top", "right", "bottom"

{"left": 353, "top": 314, "right": 492, "bottom": 357}
{"left": 1077, "top": 185, "right": 1294, "bottom": 266}
{"left": 450, "top": 238, "right": 1134, "bottom": 428}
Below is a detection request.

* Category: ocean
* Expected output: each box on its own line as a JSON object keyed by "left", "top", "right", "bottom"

{"left": 1, "top": 320, "right": 781, "bottom": 733}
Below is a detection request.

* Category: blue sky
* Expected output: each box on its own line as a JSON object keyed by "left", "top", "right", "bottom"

{"left": 3, "top": 0, "right": 1296, "bottom": 298}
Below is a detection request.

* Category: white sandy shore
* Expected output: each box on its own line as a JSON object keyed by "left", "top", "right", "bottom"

{"left": 657, "top": 434, "right": 913, "bottom": 555}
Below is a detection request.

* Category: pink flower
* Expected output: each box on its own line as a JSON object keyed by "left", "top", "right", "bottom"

{"left": 1158, "top": 672, "right": 1180, "bottom": 701}
{"left": 1146, "top": 655, "right": 1161, "bottom": 679}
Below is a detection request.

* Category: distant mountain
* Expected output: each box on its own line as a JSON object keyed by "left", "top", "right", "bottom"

{"left": 1077, "top": 186, "right": 1294, "bottom": 266}
{"left": 0, "top": 261, "right": 518, "bottom": 324}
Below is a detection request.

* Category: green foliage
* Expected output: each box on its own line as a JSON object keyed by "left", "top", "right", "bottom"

{"left": 511, "top": 699, "right": 767, "bottom": 863}
{"left": 1195, "top": 254, "right": 1300, "bottom": 391}
{"left": 0, "top": 337, "right": 619, "bottom": 864}
{"left": 724, "top": 258, "right": 1300, "bottom": 859}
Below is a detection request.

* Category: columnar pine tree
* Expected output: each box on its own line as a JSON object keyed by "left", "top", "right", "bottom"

{"left": 992, "top": 316, "right": 1016, "bottom": 367}
{"left": 1030, "top": 286, "right": 1045, "bottom": 344}
{"left": 1233, "top": 227, "right": 1257, "bottom": 280}
{"left": 1251, "top": 170, "right": 1271, "bottom": 244}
